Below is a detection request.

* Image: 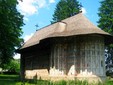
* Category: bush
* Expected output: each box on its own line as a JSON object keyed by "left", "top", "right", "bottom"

{"left": 2, "top": 59, "right": 20, "bottom": 74}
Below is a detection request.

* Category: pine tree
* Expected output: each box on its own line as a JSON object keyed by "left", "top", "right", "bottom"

{"left": 51, "top": 0, "right": 82, "bottom": 23}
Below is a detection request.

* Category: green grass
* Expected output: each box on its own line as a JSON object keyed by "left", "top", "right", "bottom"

{"left": 104, "top": 79, "right": 113, "bottom": 85}
{"left": 0, "top": 74, "right": 21, "bottom": 85}
{"left": 0, "top": 74, "right": 19, "bottom": 80}
{"left": 0, "top": 80, "right": 21, "bottom": 85}
{"left": 21, "top": 79, "right": 113, "bottom": 85}
{"left": 0, "top": 74, "right": 113, "bottom": 85}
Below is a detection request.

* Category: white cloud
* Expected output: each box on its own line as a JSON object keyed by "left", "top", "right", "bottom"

{"left": 49, "top": 0, "right": 55, "bottom": 3}
{"left": 14, "top": 54, "right": 20, "bottom": 59}
{"left": 17, "top": 0, "right": 37, "bottom": 15}
{"left": 24, "top": 33, "right": 33, "bottom": 42}
{"left": 17, "top": 0, "right": 47, "bottom": 16}
{"left": 81, "top": 7, "right": 87, "bottom": 14}
{"left": 37, "top": 0, "right": 46, "bottom": 8}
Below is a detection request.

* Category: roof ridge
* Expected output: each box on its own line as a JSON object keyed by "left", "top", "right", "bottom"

{"left": 20, "top": 13, "right": 111, "bottom": 49}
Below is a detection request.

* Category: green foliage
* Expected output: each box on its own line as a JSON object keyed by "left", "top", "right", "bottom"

{"left": 98, "top": 0, "right": 113, "bottom": 78}
{"left": 0, "top": 0, "right": 24, "bottom": 67}
{"left": 3, "top": 59, "right": 20, "bottom": 73}
{"left": 51, "top": 0, "right": 82, "bottom": 23}
{"left": 98, "top": 0, "right": 113, "bottom": 35}
{"left": 8, "top": 59, "right": 20, "bottom": 73}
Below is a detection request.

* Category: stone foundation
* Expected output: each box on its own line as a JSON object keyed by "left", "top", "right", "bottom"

{"left": 25, "top": 69, "right": 106, "bottom": 83}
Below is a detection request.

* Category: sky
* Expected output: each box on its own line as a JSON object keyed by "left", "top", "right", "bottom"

{"left": 14, "top": 0, "right": 101, "bottom": 59}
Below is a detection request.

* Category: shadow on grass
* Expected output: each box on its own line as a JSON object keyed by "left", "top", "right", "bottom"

{"left": 0, "top": 74, "right": 21, "bottom": 85}
{"left": 0, "top": 80, "right": 22, "bottom": 85}
{"left": 0, "top": 74, "right": 20, "bottom": 80}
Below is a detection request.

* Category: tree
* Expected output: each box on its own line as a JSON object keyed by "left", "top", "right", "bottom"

{"left": 3, "top": 59, "right": 20, "bottom": 73}
{"left": 0, "top": 0, "right": 24, "bottom": 68}
{"left": 98, "top": 0, "right": 113, "bottom": 76}
{"left": 51, "top": 0, "right": 82, "bottom": 23}
{"left": 98, "top": 0, "right": 113, "bottom": 35}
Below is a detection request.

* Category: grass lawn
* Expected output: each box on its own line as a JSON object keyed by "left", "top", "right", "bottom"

{"left": 0, "top": 74, "right": 113, "bottom": 85}
{"left": 0, "top": 74, "right": 21, "bottom": 85}
{"left": 0, "top": 80, "right": 21, "bottom": 85}
{"left": 0, "top": 74, "right": 19, "bottom": 80}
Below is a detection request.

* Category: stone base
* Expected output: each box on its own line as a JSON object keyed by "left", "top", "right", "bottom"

{"left": 25, "top": 70, "right": 106, "bottom": 83}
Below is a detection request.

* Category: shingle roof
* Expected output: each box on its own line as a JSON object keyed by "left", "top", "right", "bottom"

{"left": 21, "top": 13, "right": 111, "bottom": 49}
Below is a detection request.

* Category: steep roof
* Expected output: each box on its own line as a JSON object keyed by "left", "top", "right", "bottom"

{"left": 21, "top": 13, "right": 111, "bottom": 49}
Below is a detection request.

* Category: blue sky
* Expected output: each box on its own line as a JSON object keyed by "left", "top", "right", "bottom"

{"left": 15, "top": 0, "right": 101, "bottom": 58}
{"left": 17, "top": 0, "right": 101, "bottom": 41}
